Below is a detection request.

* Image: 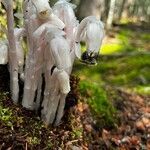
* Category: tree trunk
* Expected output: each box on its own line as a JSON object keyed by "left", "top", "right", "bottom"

{"left": 106, "top": 0, "right": 116, "bottom": 29}
{"left": 117, "top": 0, "right": 126, "bottom": 22}
{"left": 77, "top": 0, "right": 102, "bottom": 20}
{"left": 101, "top": 0, "right": 110, "bottom": 22}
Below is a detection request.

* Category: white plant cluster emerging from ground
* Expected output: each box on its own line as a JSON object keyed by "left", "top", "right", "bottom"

{"left": 0, "top": 0, "right": 105, "bottom": 126}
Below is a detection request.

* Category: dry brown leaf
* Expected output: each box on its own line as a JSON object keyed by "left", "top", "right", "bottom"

{"left": 77, "top": 103, "right": 84, "bottom": 112}
{"left": 85, "top": 124, "right": 92, "bottom": 132}
{"left": 121, "top": 136, "right": 130, "bottom": 144}
{"left": 136, "top": 120, "right": 145, "bottom": 131}
{"left": 140, "top": 107, "right": 150, "bottom": 113}
{"left": 142, "top": 117, "right": 150, "bottom": 127}
{"left": 111, "top": 137, "right": 121, "bottom": 146}
{"left": 130, "top": 95, "right": 144, "bottom": 105}
{"left": 129, "top": 136, "right": 140, "bottom": 145}
{"left": 102, "top": 129, "right": 111, "bottom": 147}
{"left": 147, "top": 140, "right": 150, "bottom": 150}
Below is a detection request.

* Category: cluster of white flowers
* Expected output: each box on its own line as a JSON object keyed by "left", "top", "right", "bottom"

{"left": 0, "top": 0, "right": 105, "bottom": 126}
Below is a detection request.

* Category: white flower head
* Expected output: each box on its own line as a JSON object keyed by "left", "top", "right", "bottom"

{"left": 31, "top": 0, "right": 52, "bottom": 19}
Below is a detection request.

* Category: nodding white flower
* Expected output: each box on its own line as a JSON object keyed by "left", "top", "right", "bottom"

{"left": 31, "top": 0, "right": 52, "bottom": 19}
{"left": 76, "top": 16, "right": 105, "bottom": 53}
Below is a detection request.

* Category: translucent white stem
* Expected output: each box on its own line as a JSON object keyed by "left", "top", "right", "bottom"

{"left": 54, "top": 94, "right": 66, "bottom": 126}
{"left": 6, "top": 0, "right": 19, "bottom": 103}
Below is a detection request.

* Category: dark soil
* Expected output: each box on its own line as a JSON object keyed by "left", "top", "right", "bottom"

{"left": 0, "top": 65, "right": 150, "bottom": 150}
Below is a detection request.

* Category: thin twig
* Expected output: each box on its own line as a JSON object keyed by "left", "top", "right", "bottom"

{"left": 25, "top": 142, "right": 28, "bottom": 150}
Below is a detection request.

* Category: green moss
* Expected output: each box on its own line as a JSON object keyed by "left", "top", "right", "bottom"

{"left": 73, "top": 61, "right": 103, "bottom": 83}
{"left": 101, "top": 44, "right": 123, "bottom": 55}
{"left": 79, "top": 81, "right": 117, "bottom": 128}
{"left": 141, "top": 34, "right": 150, "bottom": 42}
{"left": 74, "top": 53, "right": 150, "bottom": 96}
{"left": 100, "top": 55, "right": 150, "bottom": 87}
{"left": 133, "top": 86, "right": 150, "bottom": 95}
{"left": 74, "top": 51, "right": 149, "bottom": 127}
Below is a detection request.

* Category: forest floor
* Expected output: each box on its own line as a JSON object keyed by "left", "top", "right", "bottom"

{"left": 0, "top": 23, "right": 150, "bottom": 150}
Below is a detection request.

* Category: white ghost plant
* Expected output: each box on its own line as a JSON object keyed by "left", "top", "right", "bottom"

{"left": 0, "top": 0, "right": 105, "bottom": 126}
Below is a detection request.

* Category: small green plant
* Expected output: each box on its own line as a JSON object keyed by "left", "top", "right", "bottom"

{"left": 27, "top": 136, "right": 41, "bottom": 145}
{"left": 47, "top": 140, "right": 53, "bottom": 149}
{"left": 72, "top": 128, "right": 83, "bottom": 139}
{"left": 0, "top": 105, "right": 13, "bottom": 128}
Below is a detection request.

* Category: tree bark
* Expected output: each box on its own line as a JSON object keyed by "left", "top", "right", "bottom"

{"left": 106, "top": 0, "right": 116, "bottom": 29}
{"left": 101, "top": 0, "right": 110, "bottom": 22}
{"left": 77, "top": 0, "right": 102, "bottom": 20}
{"left": 117, "top": 0, "right": 126, "bottom": 22}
